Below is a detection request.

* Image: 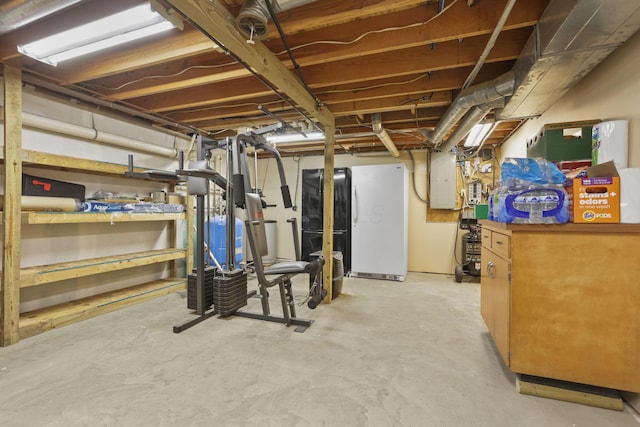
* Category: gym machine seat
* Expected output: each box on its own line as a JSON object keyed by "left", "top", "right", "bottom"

{"left": 240, "top": 193, "right": 323, "bottom": 330}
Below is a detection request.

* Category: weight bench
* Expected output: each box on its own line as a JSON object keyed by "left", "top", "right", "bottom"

{"left": 236, "top": 193, "right": 323, "bottom": 331}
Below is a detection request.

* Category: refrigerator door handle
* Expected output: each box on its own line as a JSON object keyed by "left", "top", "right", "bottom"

{"left": 353, "top": 186, "right": 358, "bottom": 225}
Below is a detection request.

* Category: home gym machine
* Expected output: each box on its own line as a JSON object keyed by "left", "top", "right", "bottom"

{"left": 173, "top": 130, "right": 325, "bottom": 333}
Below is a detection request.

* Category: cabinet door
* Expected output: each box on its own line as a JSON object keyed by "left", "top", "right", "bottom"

{"left": 480, "top": 248, "right": 511, "bottom": 365}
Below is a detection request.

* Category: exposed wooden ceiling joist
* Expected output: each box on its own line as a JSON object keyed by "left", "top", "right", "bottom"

{"left": 0, "top": 0, "right": 558, "bottom": 154}
{"left": 165, "top": 0, "right": 334, "bottom": 127}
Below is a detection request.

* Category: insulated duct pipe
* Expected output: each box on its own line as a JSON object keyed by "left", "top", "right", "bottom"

{"left": 426, "top": 71, "right": 515, "bottom": 147}
{"left": 438, "top": 98, "right": 505, "bottom": 153}
{"left": 236, "top": 0, "right": 319, "bottom": 40}
{"left": 0, "top": 108, "right": 178, "bottom": 158}
{"left": 371, "top": 113, "right": 400, "bottom": 158}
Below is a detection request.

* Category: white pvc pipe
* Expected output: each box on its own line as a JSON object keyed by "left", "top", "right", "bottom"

{"left": 1, "top": 107, "right": 177, "bottom": 158}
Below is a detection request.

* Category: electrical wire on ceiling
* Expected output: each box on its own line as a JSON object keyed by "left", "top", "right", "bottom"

{"left": 263, "top": 0, "right": 321, "bottom": 110}
{"left": 165, "top": 73, "right": 432, "bottom": 137}
{"left": 387, "top": 127, "right": 430, "bottom": 143}
{"left": 316, "top": 73, "right": 431, "bottom": 95}
{"left": 275, "top": 0, "right": 459, "bottom": 55}
{"left": 88, "top": 0, "right": 458, "bottom": 93}
{"left": 177, "top": 14, "right": 324, "bottom": 135}
{"left": 87, "top": 62, "right": 236, "bottom": 91}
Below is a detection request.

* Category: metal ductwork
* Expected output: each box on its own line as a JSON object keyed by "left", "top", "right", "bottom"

{"left": 438, "top": 99, "right": 505, "bottom": 154}
{"left": 428, "top": 0, "right": 640, "bottom": 151}
{"left": 500, "top": 0, "right": 640, "bottom": 119}
{"left": 0, "top": 0, "right": 83, "bottom": 35}
{"left": 371, "top": 113, "right": 400, "bottom": 157}
{"left": 236, "top": 0, "right": 319, "bottom": 40}
{"left": 426, "top": 72, "right": 515, "bottom": 147}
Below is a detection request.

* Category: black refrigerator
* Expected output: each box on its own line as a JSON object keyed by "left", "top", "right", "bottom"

{"left": 301, "top": 167, "right": 351, "bottom": 273}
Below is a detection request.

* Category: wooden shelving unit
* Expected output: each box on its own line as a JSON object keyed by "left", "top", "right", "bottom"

{"left": 19, "top": 278, "right": 186, "bottom": 340}
{"left": 21, "top": 211, "right": 185, "bottom": 224}
{"left": 18, "top": 248, "right": 187, "bottom": 288}
{"left": 1, "top": 147, "right": 192, "bottom": 345}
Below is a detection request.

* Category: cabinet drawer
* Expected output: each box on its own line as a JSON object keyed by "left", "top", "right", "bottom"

{"left": 491, "top": 232, "right": 510, "bottom": 258}
{"left": 481, "top": 228, "right": 492, "bottom": 249}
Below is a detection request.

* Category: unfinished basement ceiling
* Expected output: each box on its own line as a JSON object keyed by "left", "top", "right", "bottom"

{"left": 0, "top": 0, "right": 608, "bottom": 156}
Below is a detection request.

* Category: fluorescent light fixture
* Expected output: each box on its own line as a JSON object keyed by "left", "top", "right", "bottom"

{"left": 18, "top": 4, "right": 175, "bottom": 66}
{"left": 464, "top": 122, "right": 494, "bottom": 148}
{"left": 266, "top": 132, "right": 325, "bottom": 144}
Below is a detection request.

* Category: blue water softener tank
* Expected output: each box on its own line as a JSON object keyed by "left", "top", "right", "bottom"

{"left": 209, "top": 215, "right": 243, "bottom": 269}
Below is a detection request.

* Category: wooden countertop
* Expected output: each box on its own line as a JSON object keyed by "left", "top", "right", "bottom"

{"left": 479, "top": 220, "right": 640, "bottom": 233}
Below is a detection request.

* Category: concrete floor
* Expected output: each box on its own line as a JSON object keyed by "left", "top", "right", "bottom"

{"left": 0, "top": 272, "right": 638, "bottom": 427}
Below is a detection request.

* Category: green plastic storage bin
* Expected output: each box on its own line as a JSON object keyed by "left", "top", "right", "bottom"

{"left": 526, "top": 120, "right": 600, "bottom": 161}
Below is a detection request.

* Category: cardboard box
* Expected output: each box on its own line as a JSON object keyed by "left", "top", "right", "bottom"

{"left": 565, "top": 161, "right": 620, "bottom": 223}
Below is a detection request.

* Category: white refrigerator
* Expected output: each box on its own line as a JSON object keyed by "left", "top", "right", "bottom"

{"left": 351, "top": 163, "right": 409, "bottom": 281}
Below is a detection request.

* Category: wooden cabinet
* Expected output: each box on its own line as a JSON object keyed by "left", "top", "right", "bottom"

{"left": 480, "top": 220, "right": 640, "bottom": 393}
{"left": 1, "top": 149, "right": 192, "bottom": 346}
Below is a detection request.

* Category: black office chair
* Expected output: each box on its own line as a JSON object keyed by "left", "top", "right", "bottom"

{"left": 240, "top": 193, "right": 323, "bottom": 329}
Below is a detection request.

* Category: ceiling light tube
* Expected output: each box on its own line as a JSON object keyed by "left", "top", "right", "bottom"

{"left": 464, "top": 122, "right": 494, "bottom": 148}
{"left": 17, "top": 4, "right": 175, "bottom": 66}
{"left": 266, "top": 131, "right": 325, "bottom": 144}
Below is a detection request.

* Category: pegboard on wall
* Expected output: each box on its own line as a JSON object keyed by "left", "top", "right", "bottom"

{"left": 426, "top": 146, "right": 501, "bottom": 222}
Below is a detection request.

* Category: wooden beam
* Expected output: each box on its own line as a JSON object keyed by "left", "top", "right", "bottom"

{"left": 19, "top": 249, "right": 186, "bottom": 287}
{"left": 274, "top": 0, "right": 426, "bottom": 36}
{"left": 2, "top": 64, "right": 22, "bottom": 346}
{"left": 128, "top": 31, "right": 526, "bottom": 113}
{"left": 322, "top": 123, "right": 336, "bottom": 303}
{"left": 19, "top": 278, "right": 186, "bottom": 340}
{"left": 87, "top": 0, "right": 541, "bottom": 100}
{"left": 49, "top": 26, "right": 216, "bottom": 84}
{"left": 165, "top": 0, "right": 333, "bottom": 127}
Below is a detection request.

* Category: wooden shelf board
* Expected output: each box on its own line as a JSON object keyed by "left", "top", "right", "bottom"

{"left": 19, "top": 248, "right": 187, "bottom": 288}
{"left": 18, "top": 278, "right": 186, "bottom": 340}
{"left": 21, "top": 211, "right": 185, "bottom": 224}
{"left": 0, "top": 149, "right": 178, "bottom": 180}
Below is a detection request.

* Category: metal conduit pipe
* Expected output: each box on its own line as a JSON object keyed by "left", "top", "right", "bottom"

{"left": 0, "top": 108, "right": 177, "bottom": 158}
{"left": 236, "top": 0, "right": 320, "bottom": 40}
{"left": 371, "top": 113, "right": 400, "bottom": 157}
{"left": 20, "top": 74, "right": 199, "bottom": 135}
{"left": 426, "top": 71, "right": 515, "bottom": 147}
{"left": 462, "top": 0, "right": 517, "bottom": 89}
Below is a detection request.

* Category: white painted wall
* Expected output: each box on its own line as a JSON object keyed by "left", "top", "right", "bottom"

{"left": 1, "top": 86, "right": 192, "bottom": 312}
{"left": 251, "top": 151, "right": 458, "bottom": 275}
